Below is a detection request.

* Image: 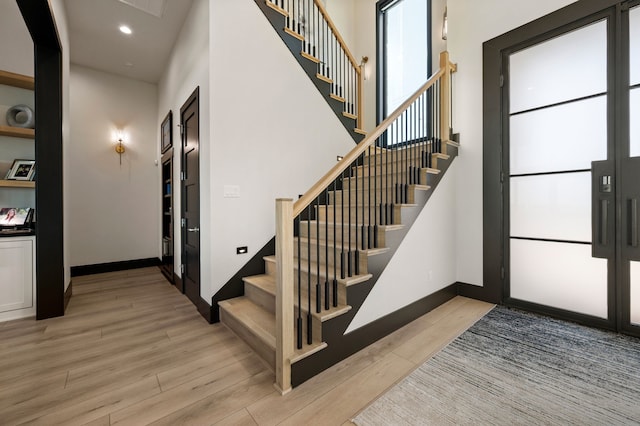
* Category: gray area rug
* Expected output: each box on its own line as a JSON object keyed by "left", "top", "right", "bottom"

{"left": 354, "top": 306, "right": 640, "bottom": 425}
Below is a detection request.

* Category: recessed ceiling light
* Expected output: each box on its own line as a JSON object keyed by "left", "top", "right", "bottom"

{"left": 124, "top": 62, "right": 134, "bottom": 68}
{"left": 119, "top": 25, "right": 132, "bottom": 35}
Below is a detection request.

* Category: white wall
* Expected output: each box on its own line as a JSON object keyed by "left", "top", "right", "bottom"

{"left": 447, "top": 0, "right": 578, "bottom": 286}
{"left": 49, "top": 0, "right": 72, "bottom": 290}
{"left": 206, "top": 0, "right": 356, "bottom": 301}
{"left": 0, "top": 1, "right": 33, "bottom": 76}
{"left": 347, "top": 160, "right": 458, "bottom": 332}
{"left": 158, "top": 0, "right": 210, "bottom": 288}
{"left": 68, "top": 65, "right": 159, "bottom": 266}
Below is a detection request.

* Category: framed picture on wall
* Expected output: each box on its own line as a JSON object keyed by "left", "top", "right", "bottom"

{"left": 7, "top": 159, "right": 35, "bottom": 181}
{"left": 161, "top": 111, "right": 172, "bottom": 153}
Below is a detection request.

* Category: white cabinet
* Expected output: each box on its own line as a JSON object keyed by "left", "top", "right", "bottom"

{"left": 0, "top": 236, "right": 35, "bottom": 321}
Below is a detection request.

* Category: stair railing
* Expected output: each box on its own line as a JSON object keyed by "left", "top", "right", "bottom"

{"left": 274, "top": 51, "right": 457, "bottom": 394}
{"left": 268, "top": 0, "right": 364, "bottom": 130}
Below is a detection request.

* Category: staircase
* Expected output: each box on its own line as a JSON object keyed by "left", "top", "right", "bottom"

{"left": 218, "top": 50, "right": 458, "bottom": 393}
{"left": 253, "top": 0, "right": 366, "bottom": 142}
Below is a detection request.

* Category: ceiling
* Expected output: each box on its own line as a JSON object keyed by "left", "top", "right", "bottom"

{"left": 63, "top": 0, "right": 194, "bottom": 83}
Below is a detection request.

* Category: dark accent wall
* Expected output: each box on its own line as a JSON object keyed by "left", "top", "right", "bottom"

{"left": 17, "top": 0, "right": 65, "bottom": 320}
{"left": 211, "top": 237, "right": 275, "bottom": 322}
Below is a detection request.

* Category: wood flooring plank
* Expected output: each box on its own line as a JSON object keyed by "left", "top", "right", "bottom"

{"left": 156, "top": 339, "right": 255, "bottom": 391}
{"left": 16, "top": 376, "right": 161, "bottom": 425}
{"left": 111, "top": 355, "right": 267, "bottom": 426}
{"left": 277, "top": 352, "right": 414, "bottom": 425}
{"left": 148, "top": 371, "right": 274, "bottom": 426}
{"left": 0, "top": 267, "right": 492, "bottom": 425}
{"left": 213, "top": 409, "right": 259, "bottom": 426}
{"left": 392, "top": 297, "right": 494, "bottom": 364}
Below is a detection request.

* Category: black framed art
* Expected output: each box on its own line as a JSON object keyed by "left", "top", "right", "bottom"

{"left": 161, "top": 111, "right": 172, "bottom": 153}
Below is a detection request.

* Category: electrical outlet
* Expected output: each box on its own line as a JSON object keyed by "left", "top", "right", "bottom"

{"left": 236, "top": 246, "right": 248, "bottom": 255}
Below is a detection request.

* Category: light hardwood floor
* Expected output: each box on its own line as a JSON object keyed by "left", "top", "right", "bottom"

{"left": 0, "top": 267, "right": 493, "bottom": 425}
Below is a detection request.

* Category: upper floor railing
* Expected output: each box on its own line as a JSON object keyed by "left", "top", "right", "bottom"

{"left": 268, "top": 0, "right": 364, "bottom": 130}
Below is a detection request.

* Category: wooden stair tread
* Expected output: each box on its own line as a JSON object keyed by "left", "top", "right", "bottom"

{"left": 243, "top": 273, "right": 353, "bottom": 323}
{"left": 295, "top": 236, "right": 390, "bottom": 255}
{"left": 219, "top": 296, "right": 330, "bottom": 366}
{"left": 301, "top": 51, "right": 321, "bottom": 64}
{"left": 354, "top": 128, "right": 367, "bottom": 136}
{"left": 445, "top": 139, "right": 460, "bottom": 148}
{"left": 353, "top": 165, "right": 441, "bottom": 175}
{"left": 265, "top": 0, "right": 288, "bottom": 17}
{"left": 316, "top": 73, "right": 333, "bottom": 84}
{"left": 284, "top": 27, "right": 304, "bottom": 41}
{"left": 263, "top": 255, "right": 373, "bottom": 286}
{"left": 330, "top": 93, "right": 345, "bottom": 103}
{"left": 219, "top": 297, "right": 275, "bottom": 349}
{"left": 342, "top": 111, "right": 357, "bottom": 120}
{"left": 434, "top": 153, "right": 450, "bottom": 159}
{"left": 300, "top": 221, "right": 406, "bottom": 231}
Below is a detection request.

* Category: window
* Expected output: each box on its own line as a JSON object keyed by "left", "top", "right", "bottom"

{"left": 378, "top": 0, "right": 431, "bottom": 123}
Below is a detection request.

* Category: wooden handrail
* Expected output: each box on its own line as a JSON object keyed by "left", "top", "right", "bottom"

{"left": 293, "top": 67, "right": 446, "bottom": 217}
{"left": 313, "top": 0, "right": 361, "bottom": 73}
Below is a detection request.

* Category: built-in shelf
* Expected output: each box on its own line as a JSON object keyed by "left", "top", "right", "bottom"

{"left": 0, "top": 125, "right": 34, "bottom": 139}
{"left": 0, "top": 70, "right": 34, "bottom": 90}
{"left": 0, "top": 179, "right": 35, "bottom": 188}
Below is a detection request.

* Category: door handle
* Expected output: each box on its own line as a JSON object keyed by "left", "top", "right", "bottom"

{"left": 188, "top": 227, "right": 200, "bottom": 233}
{"left": 630, "top": 199, "right": 638, "bottom": 248}
{"left": 600, "top": 199, "right": 608, "bottom": 246}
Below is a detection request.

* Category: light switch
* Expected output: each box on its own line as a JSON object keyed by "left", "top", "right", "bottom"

{"left": 223, "top": 185, "right": 240, "bottom": 198}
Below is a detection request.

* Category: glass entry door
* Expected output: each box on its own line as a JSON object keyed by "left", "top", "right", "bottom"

{"left": 507, "top": 19, "right": 611, "bottom": 320}
{"left": 625, "top": 4, "right": 640, "bottom": 328}
{"left": 505, "top": 6, "right": 640, "bottom": 334}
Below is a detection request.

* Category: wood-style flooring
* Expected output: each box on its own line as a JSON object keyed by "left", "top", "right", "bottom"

{"left": 0, "top": 267, "right": 493, "bottom": 425}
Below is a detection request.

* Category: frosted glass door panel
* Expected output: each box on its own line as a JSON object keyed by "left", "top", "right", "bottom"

{"left": 631, "top": 88, "right": 640, "bottom": 157}
{"left": 510, "top": 96, "right": 607, "bottom": 174}
{"left": 631, "top": 6, "right": 640, "bottom": 86}
{"left": 510, "top": 173, "right": 592, "bottom": 242}
{"left": 632, "top": 261, "right": 640, "bottom": 325}
{"left": 511, "top": 239, "right": 608, "bottom": 318}
{"left": 510, "top": 20, "right": 607, "bottom": 114}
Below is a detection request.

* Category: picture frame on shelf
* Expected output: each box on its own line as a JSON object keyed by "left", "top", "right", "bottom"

{"left": 0, "top": 207, "right": 32, "bottom": 227}
{"left": 161, "top": 111, "right": 172, "bottom": 153}
{"left": 7, "top": 159, "right": 35, "bottom": 181}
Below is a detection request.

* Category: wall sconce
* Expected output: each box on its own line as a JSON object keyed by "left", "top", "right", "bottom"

{"left": 442, "top": 7, "right": 448, "bottom": 40}
{"left": 360, "top": 56, "right": 370, "bottom": 81}
{"left": 115, "top": 131, "right": 125, "bottom": 165}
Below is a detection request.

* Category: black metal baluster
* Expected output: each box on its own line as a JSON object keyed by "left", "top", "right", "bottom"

{"left": 367, "top": 146, "right": 372, "bottom": 249}
{"left": 354, "top": 155, "right": 359, "bottom": 275}
{"left": 316, "top": 197, "right": 321, "bottom": 314}
{"left": 340, "top": 172, "right": 346, "bottom": 279}
{"left": 374, "top": 138, "right": 379, "bottom": 247}
{"left": 348, "top": 156, "right": 352, "bottom": 277}
{"left": 324, "top": 188, "right": 329, "bottom": 311}
{"left": 332, "top": 179, "right": 338, "bottom": 307}
{"left": 306, "top": 204, "right": 312, "bottom": 345}
{"left": 296, "top": 216, "right": 302, "bottom": 349}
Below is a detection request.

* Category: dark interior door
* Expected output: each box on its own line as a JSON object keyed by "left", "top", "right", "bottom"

{"left": 181, "top": 88, "right": 200, "bottom": 306}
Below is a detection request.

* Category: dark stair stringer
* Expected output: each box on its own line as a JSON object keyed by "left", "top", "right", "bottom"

{"left": 252, "top": 0, "right": 365, "bottom": 143}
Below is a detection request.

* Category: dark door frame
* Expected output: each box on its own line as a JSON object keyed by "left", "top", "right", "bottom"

{"left": 470, "top": 0, "right": 640, "bottom": 337}
{"left": 180, "top": 87, "right": 204, "bottom": 315}
{"left": 376, "top": 0, "right": 432, "bottom": 125}
{"left": 16, "top": 0, "right": 65, "bottom": 320}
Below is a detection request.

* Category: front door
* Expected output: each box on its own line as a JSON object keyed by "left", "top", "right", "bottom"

{"left": 181, "top": 88, "right": 200, "bottom": 306}
{"left": 503, "top": 4, "right": 640, "bottom": 336}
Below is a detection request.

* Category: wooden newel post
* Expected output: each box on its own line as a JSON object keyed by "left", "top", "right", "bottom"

{"left": 439, "top": 51, "right": 451, "bottom": 155}
{"left": 275, "top": 198, "right": 294, "bottom": 395}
